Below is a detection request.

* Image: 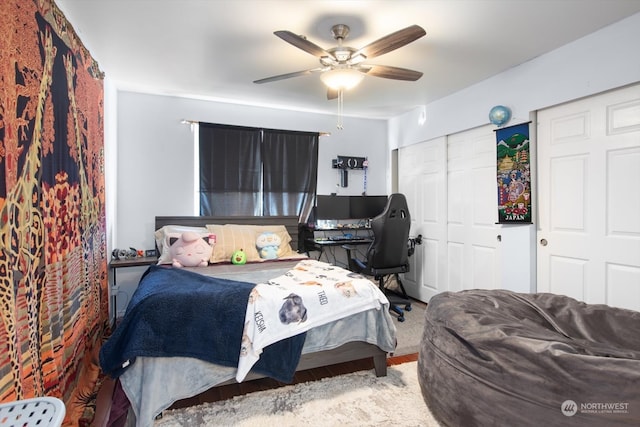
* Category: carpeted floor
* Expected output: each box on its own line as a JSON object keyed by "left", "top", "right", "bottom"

{"left": 392, "top": 299, "right": 426, "bottom": 356}
{"left": 155, "top": 361, "right": 440, "bottom": 427}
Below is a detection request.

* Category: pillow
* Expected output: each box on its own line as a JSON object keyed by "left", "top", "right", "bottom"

{"left": 168, "top": 231, "right": 214, "bottom": 268}
{"left": 205, "top": 224, "right": 297, "bottom": 263}
{"left": 154, "top": 225, "right": 211, "bottom": 265}
{"left": 206, "top": 224, "right": 259, "bottom": 263}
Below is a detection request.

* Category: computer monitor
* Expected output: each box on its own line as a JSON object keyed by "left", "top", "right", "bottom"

{"left": 315, "top": 194, "right": 389, "bottom": 221}
{"left": 349, "top": 195, "right": 388, "bottom": 219}
{"left": 315, "top": 195, "right": 351, "bottom": 220}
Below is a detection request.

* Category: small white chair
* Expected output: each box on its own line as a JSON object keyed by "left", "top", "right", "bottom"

{"left": 0, "top": 397, "right": 65, "bottom": 427}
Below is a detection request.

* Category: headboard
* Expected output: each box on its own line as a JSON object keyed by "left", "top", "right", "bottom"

{"left": 155, "top": 215, "right": 301, "bottom": 251}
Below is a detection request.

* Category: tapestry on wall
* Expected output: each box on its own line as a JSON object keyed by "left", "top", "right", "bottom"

{"left": 496, "top": 122, "right": 532, "bottom": 223}
{"left": 0, "top": 0, "right": 107, "bottom": 424}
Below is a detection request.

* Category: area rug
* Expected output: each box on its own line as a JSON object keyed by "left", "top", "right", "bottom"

{"left": 155, "top": 361, "right": 440, "bottom": 426}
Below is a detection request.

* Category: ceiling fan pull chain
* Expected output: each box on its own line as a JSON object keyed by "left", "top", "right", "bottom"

{"left": 337, "top": 90, "right": 344, "bottom": 129}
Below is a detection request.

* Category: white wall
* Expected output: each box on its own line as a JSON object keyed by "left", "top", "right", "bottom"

{"left": 390, "top": 12, "right": 640, "bottom": 148}
{"left": 115, "top": 92, "right": 388, "bottom": 251}
{"left": 389, "top": 12, "right": 640, "bottom": 293}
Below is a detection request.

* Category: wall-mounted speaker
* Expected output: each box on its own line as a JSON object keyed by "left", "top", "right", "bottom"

{"left": 332, "top": 155, "right": 366, "bottom": 170}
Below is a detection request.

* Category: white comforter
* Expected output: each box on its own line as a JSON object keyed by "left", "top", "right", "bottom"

{"left": 237, "top": 259, "right": 389, "bottom": 381}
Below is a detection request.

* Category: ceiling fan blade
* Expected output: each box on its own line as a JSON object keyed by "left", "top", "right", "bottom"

{"left": 253, "top": 68, "right": 323, "bottom": 84}
{"left": 327, "top": 88, "right": 339, "bottom": 100}
{"left": 274, "top": 30, "right": 335, "bottom": 60}
{"left": 362, "top": 65, "right": 423, "bottom": 81}
{"left": 354, "top": 25, "right": 426, "bottom": 59}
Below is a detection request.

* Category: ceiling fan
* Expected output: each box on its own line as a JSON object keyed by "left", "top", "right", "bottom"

{"left": 254, "top": 24, "right": 426, "bottom": 99}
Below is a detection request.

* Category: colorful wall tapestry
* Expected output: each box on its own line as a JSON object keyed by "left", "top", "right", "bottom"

{"left": 0, "top": 0, "right": 107, "bottom": 424}
{"left": 496, "top": 122, "right": 532, "bottom": 223}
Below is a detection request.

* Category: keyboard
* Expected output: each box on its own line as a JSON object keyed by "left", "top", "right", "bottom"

{"left": 328, "top": 235, "right": 366, "bottom": 241}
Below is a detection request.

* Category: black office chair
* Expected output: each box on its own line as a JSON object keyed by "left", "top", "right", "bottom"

{"left": 344, "top": 193, "right": 414, "bottom": 322}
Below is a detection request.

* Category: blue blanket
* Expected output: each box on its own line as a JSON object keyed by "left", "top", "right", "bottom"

{"left": 99, "top": 265, "right": 306, "bottom": 383}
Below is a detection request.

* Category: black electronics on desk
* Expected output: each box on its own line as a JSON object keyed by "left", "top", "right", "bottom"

{"left": 315, "top": 195, "right": 388, "bottom": 223}
{"left": 300, "top": 195, "right": 387, "bottom": 254}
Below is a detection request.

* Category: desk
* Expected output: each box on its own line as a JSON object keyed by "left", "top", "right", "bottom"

{"left": 109, "top": 256, "right": 157, "bottom": 325}
{"left": 306, "top": 237, "right": 372, "bottom": 263}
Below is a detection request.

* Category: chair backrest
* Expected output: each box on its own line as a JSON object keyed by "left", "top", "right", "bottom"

{"left": 366, "top": 193, "right": 411, "bottom": 269}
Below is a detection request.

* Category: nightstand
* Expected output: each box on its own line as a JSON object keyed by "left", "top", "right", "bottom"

{"left": 109, "top": 256, "right": 157, "bottom": 325}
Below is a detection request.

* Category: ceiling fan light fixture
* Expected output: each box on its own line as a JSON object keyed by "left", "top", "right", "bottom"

{"left": 349, "top": 53, "right": 367, "bottom": 65}
{"left": 260, "top": 24, "right": 427, "bottom": 130}
{"left": 320, "top": 68, "right": 364, "bottom": 90}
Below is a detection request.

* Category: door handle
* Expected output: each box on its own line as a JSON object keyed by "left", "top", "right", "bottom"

{"left": 540, "top": 238, "right": 548, "bottom": 246}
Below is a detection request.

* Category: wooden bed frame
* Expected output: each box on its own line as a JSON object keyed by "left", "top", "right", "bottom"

{"left": 155, "top": 215, "right": 388, "bottom": 379}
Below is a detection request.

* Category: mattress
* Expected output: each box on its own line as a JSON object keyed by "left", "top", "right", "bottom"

{"left": 115, "top": 260, "right": 397, "bottom": 427}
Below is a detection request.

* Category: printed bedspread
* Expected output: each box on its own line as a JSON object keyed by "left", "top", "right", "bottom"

{"left": 99, "top": 265, "right": 306, "bottom": 383}
{"left": 100, "top": 260, "right": 389, "bottom": 386}
{"left": 236, "top": 259, "right": 389, "bottom": 381}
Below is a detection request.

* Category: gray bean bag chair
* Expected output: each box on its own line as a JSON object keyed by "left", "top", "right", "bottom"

{"left": 418, "top": 290, "right": 640, "bottom": 426}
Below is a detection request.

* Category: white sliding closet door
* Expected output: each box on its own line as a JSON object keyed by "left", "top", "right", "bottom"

{"left": 447, "top": 125, "right": 501, "bottom": 292}
{"left": 399, "top": 125, "right": 502, "bottom": 302}
{"left": 537, "top": 83, "right": 640, "bottom": 311}
{"left": 398, "top": 137, "right": 447, "bottom": 302}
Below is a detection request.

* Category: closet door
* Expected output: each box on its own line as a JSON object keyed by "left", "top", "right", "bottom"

{"left": 447, "top": 125, "right": 501, "bottom": 292}
{"left": 398, "top": 137, "right": 447, "bottom": 302}
{"left": 399, "top": 125, "right": 502, "bottom": 302}
{"left": 537, "top": 83, "right": 640, "bottom": 310}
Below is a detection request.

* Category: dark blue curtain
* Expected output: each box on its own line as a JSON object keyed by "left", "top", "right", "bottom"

{"left": 199, "top": 123, "right": 261, "bottom": 215}
{"left": 262, "top": 129, "right": 318, "bottom": 219}
{"left": 198, "top": 123, "right": 318, "bottom": 219}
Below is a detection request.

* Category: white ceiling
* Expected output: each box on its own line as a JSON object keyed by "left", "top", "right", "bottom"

{"left": 56, "top": 0, "right": 640, "bottom": 119}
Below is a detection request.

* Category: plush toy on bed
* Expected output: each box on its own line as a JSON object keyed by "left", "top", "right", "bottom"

{"left": 256, "top": 231, "right": 282, "bottom": 260}
{"left": 231, "top": 249, "right": 247, "bottom": 265}
{"left": 169, "top": 231, "right": 213, "bottom": 268}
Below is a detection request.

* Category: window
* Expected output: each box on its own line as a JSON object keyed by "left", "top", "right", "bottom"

{"left": 198, "top": 123, "right": 318, "bottom": 220}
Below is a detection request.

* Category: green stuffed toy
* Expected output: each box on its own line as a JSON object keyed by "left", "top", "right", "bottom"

{"left": 231, "top": 249, "right": 247, "bottom": 265}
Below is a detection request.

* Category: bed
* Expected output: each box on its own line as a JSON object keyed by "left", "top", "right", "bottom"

{"left": 100, "top": 215, "right": 396, "bottom": 427}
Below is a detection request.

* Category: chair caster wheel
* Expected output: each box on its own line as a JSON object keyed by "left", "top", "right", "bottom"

{"left": 397, "top": 316, "right": 405, "bottom": 322}
{"left": 405, "top": 305, "right": 412, "bottom": 311}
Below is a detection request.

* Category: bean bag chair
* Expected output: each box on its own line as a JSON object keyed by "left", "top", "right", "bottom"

{"left": 418, "top": 290, "right": 640, "bottom": 427}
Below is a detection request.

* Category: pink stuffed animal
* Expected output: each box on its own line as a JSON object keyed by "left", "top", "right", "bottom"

{"left": 169, "top": 231, "right": 213, "bottom": 268}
